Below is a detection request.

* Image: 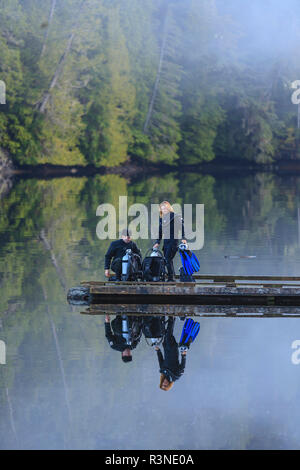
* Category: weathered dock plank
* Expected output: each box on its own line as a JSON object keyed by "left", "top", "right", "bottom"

{"left": 69, "top": 276, "right": 300, "bottom": 307}
{"left": 176, "top": 275, "right": 300, "bottom": 282}
{"left": 80, "top": 303, "right": 300, "bottom": 318}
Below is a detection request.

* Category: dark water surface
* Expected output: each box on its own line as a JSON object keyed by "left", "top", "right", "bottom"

{"left": 1, "top": 171, "right": 300, "bottom": 450}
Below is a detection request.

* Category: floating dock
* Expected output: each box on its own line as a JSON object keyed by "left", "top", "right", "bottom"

{"left": 67, "top": 275, "right": 300, "bottom": 308}
{"left": 80, "top": 303, "right": 300, "bottom": 318}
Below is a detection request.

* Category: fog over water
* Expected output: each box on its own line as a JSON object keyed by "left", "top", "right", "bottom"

{"left": 1, "top": 172, "right": 300, "bottom": 449}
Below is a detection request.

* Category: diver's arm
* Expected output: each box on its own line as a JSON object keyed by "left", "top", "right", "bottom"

{"left": 154, "top": 218, "right": 162, "bottom": 247}
{"left": 179, "top": 353, "right": 187, "bottom": 374}
{"left": 155, "top": 347, "right": 164, "bottom": 368}
{"left": 181, "top": 217, "right": 186, "bottom": 242}
{"left": 104, "top": 321, "right": 115, "bottom": 344}
{"left": 131, "top": 241, "right": 142, "bottom": 259}
{"left": 104, "top": 242, "right": 116, "bottom": 270}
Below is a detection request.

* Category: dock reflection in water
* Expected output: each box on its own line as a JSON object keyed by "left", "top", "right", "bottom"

{"left": 77, "top": 302, "right": 300, "bottom": 393}
{"left": 80, "top": 303, "right": 300, "bottom": 318}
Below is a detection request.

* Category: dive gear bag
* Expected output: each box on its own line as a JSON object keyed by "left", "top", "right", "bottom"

{"left": 142, "top": 248, "right": 167, "bottom": 282}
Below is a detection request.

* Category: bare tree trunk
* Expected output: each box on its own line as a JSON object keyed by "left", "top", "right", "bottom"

{"left": 40, "top": 0, "right": 57, "bottom": 58}
{"left": 42, "top": 285, "right": 72, "bottom": 424}
{"left": 0, "top": 322, "right": 19, "bottom": 447}
{"left": 39, "top": 229, "right": 67, "bottom": 292}
{"left": 143, "top": 6, "right": 170, "bottom": 134}
{"left": 5, "top": 387, "right": 19, "bottom": 446}
{"left": 39, "top": 228, "right": 78, "bottom": 315}
{"left": 37, "top": 0, "right": 86, "bottom": 113}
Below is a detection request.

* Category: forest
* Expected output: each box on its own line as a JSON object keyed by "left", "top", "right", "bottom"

{"left": 1, "top": 0, "right": 300, "bottom": 167}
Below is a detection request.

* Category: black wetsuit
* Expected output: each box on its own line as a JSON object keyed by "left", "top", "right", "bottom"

{"left": 105, "top": 316, "right": 142, "bottom": 352}
{"left": 156, "top": 317, "right": 186, "bottom": 382}
{"left": 104, "top": 239, "right": 142, "bottom": 277}
{"left": 155, "top": 212, "right": 185, "bottom": 280}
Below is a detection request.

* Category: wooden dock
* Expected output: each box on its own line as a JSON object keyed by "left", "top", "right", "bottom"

{"left": 80, "top": 303, "right": 300, "bottom": 318}
{"left": 67, "top": 275, "right": 300, "bottom": 307}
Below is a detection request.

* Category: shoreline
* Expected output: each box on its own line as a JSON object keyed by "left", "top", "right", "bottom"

{"left": 3, "top": 155, "right": 300, "bottom": 183}
{"left": 9, "top": 158, "right": 300, "bottom": 179}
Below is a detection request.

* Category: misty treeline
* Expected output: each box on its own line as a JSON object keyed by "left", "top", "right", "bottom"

{"left": 1, "top": 0, "right": 300, "bottom": 166}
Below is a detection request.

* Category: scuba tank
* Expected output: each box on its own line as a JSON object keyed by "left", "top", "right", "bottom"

{"left": 150, "top": 247, "right": 160, "bottom": 257}
{"left": 122, "top": 249, "right": 132, "bottom": 281}
{"left": 121, "top": 315, "right": 132, "bottom": 346}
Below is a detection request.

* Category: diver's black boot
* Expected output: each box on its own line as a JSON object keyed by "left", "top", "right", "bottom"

{"left": 109, "top": 274, "right": 121, "bottom": 281}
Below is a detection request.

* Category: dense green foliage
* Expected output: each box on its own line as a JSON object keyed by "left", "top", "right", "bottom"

{"left": 1, "top": 0, "right": 300, "bottom": 166}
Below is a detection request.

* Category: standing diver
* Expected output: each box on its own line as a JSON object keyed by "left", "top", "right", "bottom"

{"left": 155, "top": 317, "right": 186, "bottom": 391}
{"left": 153, "top": 201, "right": 186, "bottom": 282}
{"left": 104, "top": 228, "right": 142, "bottom": 280}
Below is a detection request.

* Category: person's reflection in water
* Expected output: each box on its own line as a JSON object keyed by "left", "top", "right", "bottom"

{"left": 105, "top": 314, "right": 142, "bottom": 363}
{"left": 155, "top": 317, "right": 186, "bottom": 391}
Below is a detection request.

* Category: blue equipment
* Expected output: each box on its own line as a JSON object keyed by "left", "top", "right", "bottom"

{"left": 178, "top": 243, "right": 200, "bottom": 275}
{"left": 179, "top": 318, "right": 200, "bottom": 352}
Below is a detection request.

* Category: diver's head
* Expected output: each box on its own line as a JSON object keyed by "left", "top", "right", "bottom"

{"left": 159, "top": 201, "right": 174, "bottom": 217}
{"left": 159, "top": 374, "right": 174, "bottom": 391}
{"left": 121, "top": 228, "right": 131, "bottom": 243}
{"left": 122, "top": 348, "right": 132, "bottom": 363}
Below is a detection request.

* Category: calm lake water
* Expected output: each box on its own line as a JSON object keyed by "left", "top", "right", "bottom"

{"left": 1, "top": 170, "right": 300, "bottom": 450}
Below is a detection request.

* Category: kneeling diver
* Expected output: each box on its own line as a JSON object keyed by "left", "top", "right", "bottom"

{"left": 104, "top": 228, "right": 141, "bottom": 280}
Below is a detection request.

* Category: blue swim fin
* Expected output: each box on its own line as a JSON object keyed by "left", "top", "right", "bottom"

{"left": 179, "top": 251, "right": 188, "bottom": 275}
{"left": 179, "top": 320, "right": 200, "bottom": 351}
{"left": 179, "top": 318, "right": 194, "bottom": 344}
{"left": 186, "top": 321, "right": 200, "bottom": 343}
{"left": 189, "top": 252, "right": 200, "bottom": 272}
{"left": 179, "top": 251, "right": 194, "bottom": 275}
{"left": 179, "top": 244, "right": 200, "bottom": 275}
{"left": 184, "top": 254, "right": 194, "bottom": 275}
